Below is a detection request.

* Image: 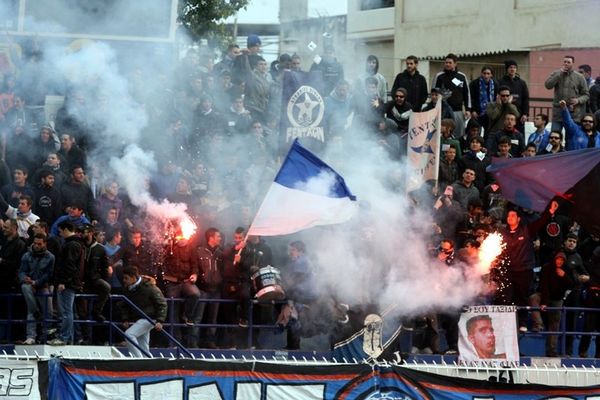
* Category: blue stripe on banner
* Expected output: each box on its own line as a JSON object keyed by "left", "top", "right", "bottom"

{"left": 49, "top": 358, "right": 600, "bottom": 400}
{"left": 274, "top": 139, "right": 356, "bottom": 200}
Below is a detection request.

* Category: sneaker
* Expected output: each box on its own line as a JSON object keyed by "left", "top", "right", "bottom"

{"left": 238, "top": 318, "right": 248, "bottom": 328}
{"left": 47, "top": 338, "right": 66, "bottom": 346}
{"left": 518, "top": 326, "right": 528, "bottom": 333}
{"left": 23, "top": 338, "right": 36, "bottom": 345}
{"left": 420, "top": 347, "right": 433, "bottom": 355}
{"left": 444, "top": 349, "right": 458, "bottom": 355}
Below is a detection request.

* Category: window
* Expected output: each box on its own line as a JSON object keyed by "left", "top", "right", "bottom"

{"left": 360, "top": 0, "right": 395, "bottom": 11}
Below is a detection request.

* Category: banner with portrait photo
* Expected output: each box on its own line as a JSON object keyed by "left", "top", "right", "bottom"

{"left": 458, "top": 305, "right": 519, "bottom": 364}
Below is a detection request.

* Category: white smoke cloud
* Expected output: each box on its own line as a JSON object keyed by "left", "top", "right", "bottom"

{"left": 12, "top": 0, "right": 492, "bottom": 349}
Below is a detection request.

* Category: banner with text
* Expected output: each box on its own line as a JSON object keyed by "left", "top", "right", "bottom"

{"left": 47, "top": 358, "right": 600, "bottom": 400}
{"left": 458, "top": 305, "right": 520, "bottom": 365}
{"left": 406, "top": 101, "right": 441, "bottom": 192}
{"left": 280, "top": 71, "right": 327, "bottom": 155}
{"left": 0, "top": 359, "right": 45, "bottom": 400}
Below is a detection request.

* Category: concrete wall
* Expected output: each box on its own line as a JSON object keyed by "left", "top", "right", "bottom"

{"left": 347, "top": 0, "right": 600, "bottom": 80}
{"left": 279, "top": 15, "right": 348, "bottom": 75}
{"left": 391, "top": 0, "right": 600, "bottom": 58}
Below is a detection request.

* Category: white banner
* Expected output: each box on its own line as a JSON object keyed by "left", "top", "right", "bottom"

{"left": 458, "top": 305, "right": 520, "bottom": 365}
{"left": 0, "top": 359, "right": 41, "bottom": 400}
{"left": 406, "top": 101, "right": 441, "bottom": 192}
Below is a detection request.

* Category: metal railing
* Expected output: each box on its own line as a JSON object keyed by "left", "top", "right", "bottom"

{"left": 0, "top": 292, "right": 287, "bottom": 355}
{"left": 1, "top": 293, "right": 599, "bottom": 359}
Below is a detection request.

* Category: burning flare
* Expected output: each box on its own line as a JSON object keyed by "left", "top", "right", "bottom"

{"left": 178, "top": 216, "right": 197, "bottom": 240}
{"left": 477, "top": 232, "right": 505, "bottom": 275}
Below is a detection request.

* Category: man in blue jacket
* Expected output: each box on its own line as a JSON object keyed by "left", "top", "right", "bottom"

{"left": 559, "top": 100, "right": 600, "bottom": 150}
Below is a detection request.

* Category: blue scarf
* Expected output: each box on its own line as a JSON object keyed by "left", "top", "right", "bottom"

{"left": 478, "top": 78, "right": 495, "bottom": 114}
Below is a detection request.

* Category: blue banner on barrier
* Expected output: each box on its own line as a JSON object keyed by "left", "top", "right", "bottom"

{"left": 47, "top": 358, "right": 600, "bottom": 399}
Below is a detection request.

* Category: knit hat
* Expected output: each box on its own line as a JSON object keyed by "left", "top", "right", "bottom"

{"left": 504, "top": 59, "right": 518, "bottom": 69}
{"left": 247, "top": 34, "right": 261, "bottom": 48}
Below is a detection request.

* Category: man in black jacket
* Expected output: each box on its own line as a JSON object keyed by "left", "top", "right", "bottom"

{"left": 391, "top": 55, "right": 428, "bottom": 112}
{"left": 49, "top": 220, "right": 84, "bottom": 345}
{"left": 433, "top": 53, "right": 471, "bottom": 137}
{"left": 498, "top": 60, "right": 530, "bottom": 133}
{"left": 0, "top": 219, "right": 27, "bottom": 341}
{"left": 81, "top": 224, "right": 110, "bottom": 322}
{"left": 121, "top": 266, "right": 167, "bottom": 358}
{"left": 196, "top": 227, "right": 224, "bottom": 349}
{"left": 500, "top": 201, "right": 558, "bottom": 331}
{"left": 33, "top": 169, "right": 62, "bottom": 226}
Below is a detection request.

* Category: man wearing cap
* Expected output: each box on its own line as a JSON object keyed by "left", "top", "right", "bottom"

{"left": 232, "top": 34, "right": 262, "bottom": 79}
{"left": 499, "top": 60, "right": 530, "bottom": 132}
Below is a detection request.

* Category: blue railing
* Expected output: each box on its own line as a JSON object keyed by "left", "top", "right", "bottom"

{"left": 0, "top": 292, "right": 287, "bottom": 354}
{"left": 1, "top": 292, "right": 599, "bottom": 358}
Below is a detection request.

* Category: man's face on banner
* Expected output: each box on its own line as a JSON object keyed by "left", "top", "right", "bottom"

{"left": 468, "top": 318, "right": 496, "bottom": 358}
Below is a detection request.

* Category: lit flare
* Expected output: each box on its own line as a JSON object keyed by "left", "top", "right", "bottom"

{"left": 177, "top": 216, "right": 197, "bottom": 240}
{"left": 477, "top": 232, "right": 504, "bottom": 275}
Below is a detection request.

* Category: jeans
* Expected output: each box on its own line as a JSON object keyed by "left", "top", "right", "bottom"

{"left": 196, "top": 291, "right": 220, "bottom": 345}
{"left": 21, "top": 284, "right": 51, "bottom": 340}
{"left": 165, "top": 282, "right": 201, "bottom": 320}
{"left": 57, "top": 288, "right": 76, "bottom": 343}
{"left": 125, "top": 319, "right": 154, "bottom": 357}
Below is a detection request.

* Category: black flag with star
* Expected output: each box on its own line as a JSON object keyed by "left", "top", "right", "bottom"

{"left": 280, "top": 70, "right": 326, "bottom": 156}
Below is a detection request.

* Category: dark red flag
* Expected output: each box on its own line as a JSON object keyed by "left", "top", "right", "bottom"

{"left": 487, "top": 148, "right": 600, "bottom": 236}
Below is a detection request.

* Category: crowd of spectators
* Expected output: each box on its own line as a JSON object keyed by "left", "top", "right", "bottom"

{"left": 0, "top": 34, "right": 599, "bottom": 356}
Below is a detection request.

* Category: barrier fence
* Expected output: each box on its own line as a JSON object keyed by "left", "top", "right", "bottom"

{"left": 0, "top": 292, "right": 599, "bottom": 359}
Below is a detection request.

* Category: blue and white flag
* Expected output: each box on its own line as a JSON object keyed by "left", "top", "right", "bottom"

{"left": 247, "top": 139, "right": 357, "bottom": 236}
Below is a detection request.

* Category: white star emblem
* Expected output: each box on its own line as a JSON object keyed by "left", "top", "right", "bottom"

{"left": 295, "top": 93, "right": 320, "bottom": 125}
